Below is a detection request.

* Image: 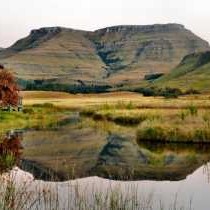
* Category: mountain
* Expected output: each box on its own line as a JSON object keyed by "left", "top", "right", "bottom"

{"left": 154, "top": 51, "right": 210, "bottom": 92}
{"left": 89, "top": 24, "right": 209, "bottom": 84}
{"left": 0, "top": 24, "right": 209, "bottom": 88}
{"left": 0, "top": 27, "right": 107, "bottom": 85}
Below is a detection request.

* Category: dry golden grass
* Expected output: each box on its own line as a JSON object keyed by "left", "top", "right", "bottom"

{"left": 22, "top": 91, "right": 210, "bottom": 110}
{"left": 9, "top": 90, "right": 210, "bottom": 143}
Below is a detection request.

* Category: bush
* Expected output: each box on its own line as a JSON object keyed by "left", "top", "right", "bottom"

{"left": 134, "top": 87, "right": 160, "bottom": 97}
{"left": 161, "top": 87, "right": 183, "bottom": 98}
{"left": 137, "top": 126, "right": 166, "bottom": 141}
{"left": 187, "top": 105, "right": 198, "bottom": 116}
{"left": 113, "top": 115, "right": 144, "bottom": 125}
{"left": 134, "top": 87, "right": 183, "bottom": 98}
{"left": 19, "top": 79, "right": 112, "bottom": 94}
{"left": 185, "top": 89, "right": 200, "bottom": 95}
{"left": 32, "top": 103, "right": 54, "bottom": 108}
{"left": 23, "top": 108, "right": 34, "bottom": 114}
{"left": 144, "top": 73, "right": 164, "bottom": 81}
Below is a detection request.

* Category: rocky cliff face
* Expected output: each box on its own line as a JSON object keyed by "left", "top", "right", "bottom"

{"left": 88, "top": 24, "right": 209, "bottom": 83}
{"left": 0, "top": 24, "right": 209, "bottom": 85}
{"left": 94, "top": 24, "right": 185, "bottom": 34}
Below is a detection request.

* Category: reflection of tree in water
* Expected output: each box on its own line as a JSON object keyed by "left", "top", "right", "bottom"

{"left": 0, "top": 131, "right": 22, "bottom": 172}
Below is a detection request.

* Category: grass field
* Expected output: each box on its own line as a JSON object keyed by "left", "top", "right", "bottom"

{"left": 1, "top": 90, "right": 210, "bottom": 143}
{"left": 18, "top": 91, "right": 210, "bottom": 143}
{"left": 21, "top": 91, "right": 210, "bottom": 108}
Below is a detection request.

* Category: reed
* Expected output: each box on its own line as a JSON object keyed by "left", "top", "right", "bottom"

{"left": 0, "top": 169, "right": 192, "bottom": 210}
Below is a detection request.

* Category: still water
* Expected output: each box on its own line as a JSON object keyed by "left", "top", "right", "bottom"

{"left": 2, "top": 114, "right": 210, "bottom": 209}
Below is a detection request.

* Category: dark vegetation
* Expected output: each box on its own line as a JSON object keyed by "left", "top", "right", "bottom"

{"left": 144, "top": 73, "right": 165, "bottom": 81}
{"left": 152, "top": 51, "right": 210, "bottom": 91}
{"left": 133, "top": 86, "right": 200, "bottom": 98}
{"left": 181, "top": 51, "right": 210, "bottom": 68}
{"left": 18, "top": 79, "right": 112, "bottom": 94}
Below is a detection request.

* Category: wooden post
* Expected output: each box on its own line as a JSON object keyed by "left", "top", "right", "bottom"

{"left": 18, "top": 96, "right": 23, "bottom": 112}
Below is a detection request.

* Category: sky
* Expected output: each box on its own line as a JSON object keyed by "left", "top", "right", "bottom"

{"left": 0, "top": 0, "right": 210, "bottom": 47}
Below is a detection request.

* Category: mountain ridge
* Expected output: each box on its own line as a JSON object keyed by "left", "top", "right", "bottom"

{"left": 0, "top": 23, "right": 209, "bottom": 87}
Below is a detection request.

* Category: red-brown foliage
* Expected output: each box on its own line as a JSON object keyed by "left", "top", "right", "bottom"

{"left": 0, "top": 70, "right": 20, "bottom": 106}
{"left": 0, "top": 134, "right": 22, "bottom": 171}
{"left": 0, "top": 134, "right": 22, "bottom": 159}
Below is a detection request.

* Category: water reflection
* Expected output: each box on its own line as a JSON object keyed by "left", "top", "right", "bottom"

{"left": 203, "top": 162, "right": 210, "bottom": 183}
{"left": 19, "top": 121, "right": 210, "bottom": 181}
{"left": 0, "top": 131, "right": 22, "bottom": 172}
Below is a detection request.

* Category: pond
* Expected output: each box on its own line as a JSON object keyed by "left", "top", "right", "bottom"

{"left": 1, "top": 113, "right": 210, "bottom": 209}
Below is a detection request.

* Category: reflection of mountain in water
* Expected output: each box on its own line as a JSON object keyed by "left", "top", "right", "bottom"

{"left": 93, "top": 135, "right": 210, "bottom": 180}
{"left": 20, "top": 121, "right": 210, "bottom": 181}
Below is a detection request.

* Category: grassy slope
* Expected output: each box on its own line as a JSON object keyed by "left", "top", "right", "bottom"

{"left": 155, "top": 51, "right": 210, "bottom": 92}
{"left": 1, "top": 29, "right": 107, "bottom": 84}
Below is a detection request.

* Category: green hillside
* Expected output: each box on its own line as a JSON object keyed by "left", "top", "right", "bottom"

{"left": 155, "top": 51, "right": 210, "bottom": 92}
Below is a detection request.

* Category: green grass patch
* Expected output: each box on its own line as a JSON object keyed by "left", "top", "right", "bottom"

{"left": 0, "top": 104, "right": 72, "bottom": 134}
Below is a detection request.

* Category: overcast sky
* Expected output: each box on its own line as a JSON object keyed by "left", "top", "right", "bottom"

{"left": 0, "top": 0, "right": 210, "bottom": 47}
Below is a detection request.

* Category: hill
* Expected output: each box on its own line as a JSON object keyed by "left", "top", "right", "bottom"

{"left": 154, "top": 51, "right": 210, "bottom": 92}
{"left": 0, "top": 27, "right": 107, "bottom": 85}
{"left": 0, "top": 24, "right": 209, "bottom": 89}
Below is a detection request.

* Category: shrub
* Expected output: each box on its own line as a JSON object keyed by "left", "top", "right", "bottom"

{"left": 187, "top": 105, "right": 198, "bottom": 116}
{"left": 134, "top": 87, "right": 160, "bottom": 97}
{"left": 80, "top": 109, "right": 95, "bottom": 117}
{"left": 179, "top": 111, "right": 189, "bottom": 121}
{"left": 125, "top": 101, "right": 134, "bottom": 109}
{"left": 93, "top": 113, "right": 106, "bottom": 121}
{"left": 144, "top": 73, "right": 164, "bottom": 81}
{"left": 21, "top": 79, "right": 112, "bottom": 94}
{"left": 185, "top": 89, "right": 200, "bottom": 95}
{"left": 23, "top": 108, "right": 34, "bottom": 114}
{"left": 113, "top": 115, "right": 144, "bottom": 125}
{"left": 32, "top": 103, "right": 54, "bottom": 108}
{"left": 194, "top": 129, "right": 210, "bottom": 142}
{"left": 137, "top": 126, "right": 166, "bottom": 141}
{"left": 134, "top": 87, "right": 183, "bottom": 98}
{"left": 161, "top": 87, "right": 183, "bottom": 98}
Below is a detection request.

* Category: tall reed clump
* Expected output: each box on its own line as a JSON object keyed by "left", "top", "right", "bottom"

{"left": 81, "top": 108, "right": 160, "bottom": 126}
{"left": 0, "top": 171, "right": 154, "bottom": 210}
{"left": 137, "top": 120, "right": 210, "bottom": 143}
{"left": 136, "top": 105, "right": 210, "bottom": 143}
{"left": 0, "top": 173, "right": 38, "bottom": 210}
